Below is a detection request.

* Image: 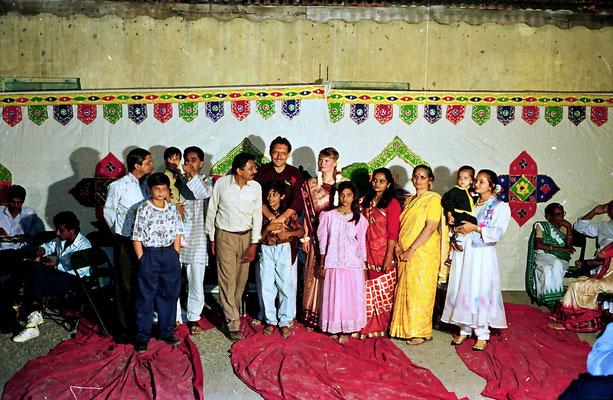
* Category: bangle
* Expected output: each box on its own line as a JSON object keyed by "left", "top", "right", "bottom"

{"left": 299, "top": 236, "right": 310, "bottom": 243}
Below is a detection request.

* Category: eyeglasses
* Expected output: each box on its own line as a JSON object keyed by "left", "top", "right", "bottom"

{"left": 412, "top": 175, "right": 430, "bottom": 181}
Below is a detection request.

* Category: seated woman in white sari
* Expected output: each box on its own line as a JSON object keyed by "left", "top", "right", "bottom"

{"left": 526, "top": 203, "right": 575, "bottom": 308}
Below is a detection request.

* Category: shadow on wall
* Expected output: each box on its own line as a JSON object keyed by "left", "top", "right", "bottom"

{"left": 292, "top": 146, "right": 316, "bottom": 178}
{"left": 432, "top": 166, "right": 455, "bottom": 196}
{"left": 45, "top": 147, "right": 100, "bottom": 233}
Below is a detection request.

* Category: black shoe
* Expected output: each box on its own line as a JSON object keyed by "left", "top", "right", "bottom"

{"left": 161, "top": 335, "right": 180, "bottom": 346}
{"left": 135, "top": 341, "right": 148, "bottom": 354}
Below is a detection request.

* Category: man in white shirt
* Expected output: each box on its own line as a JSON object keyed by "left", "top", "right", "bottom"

{"left": 179, "top": 146, "right": 213, "bottom": 335}
{"left": 574, "top": 200, "right": 613, "bottom": 254}
{"left": 103, "top": 148, "right": 154, "bottom": 341}
{"left": 205, "top": 152, "right": 262, "bottom": 341}
{"left": 13, "top": 211, "right": 92, "bottom": 343}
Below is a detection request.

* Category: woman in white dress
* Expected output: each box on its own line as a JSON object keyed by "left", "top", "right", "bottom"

{"left": 441, "top": 169, "right": 511, "bottom": 351}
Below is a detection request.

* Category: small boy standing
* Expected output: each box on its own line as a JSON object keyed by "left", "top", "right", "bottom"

{"left": 441, "top": 165, "right": 479, "bottom": 251}
{"left": 163, "top": 146, "right": 185, "bottom": 204}
{"left": 259, "top": 180, "right": 304, "bottom": 338}
{"left": 132, "top": 173, "right": 184, "bottom": 353}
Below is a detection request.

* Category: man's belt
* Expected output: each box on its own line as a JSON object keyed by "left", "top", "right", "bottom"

{"left": 220, "top": 229, "right": 251, "bottom": 236}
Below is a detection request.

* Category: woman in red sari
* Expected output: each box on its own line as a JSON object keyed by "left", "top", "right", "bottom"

{"left": 355, "top": 167, "right": 401, "bottom": 338}
{"left": 300, "top": 147, "right": 341, "bottom": 329}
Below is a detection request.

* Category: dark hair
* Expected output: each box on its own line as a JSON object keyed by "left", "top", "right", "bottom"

{"left": 413, "top": 164, "right": 434, "bottom": 181}
{"left": 477, "top": 169, "right": 498, "bottom": 190}
{"left": 269, "top": 137, "right": 292, "bottom": 154}
{"left": 337, "top": 181, "right": 361, "bottom": 225}
{"left": 232, "top": 152, "right": 256, "bottom": 175}
{"left": 183, "top": 146, "right": 204, "bottom": 161}
{"left": 457, "top": 165, "right": 475, "bottom": 181}
{"left": 53, "top": 211, "right": 80, "bottom": 234}
{"left": 363, "top": 168, "right": 395, "bottom": 210}
{"left": 545, "top": 202, "right": 563, "bottom": 218}
{"left": 7, "top": 185, "right": 26, "bottom": 201}
{"left": 147, "top": 172, "right": 170, "bottom": 189}
{"left": 126, "top": 148, "right": 151, "bottom": 173}
{"left": 163, "top": 146, "right": 181, "bottom": 161}
{"left": 263, "top": 180, "right": 288, "bottom": 214}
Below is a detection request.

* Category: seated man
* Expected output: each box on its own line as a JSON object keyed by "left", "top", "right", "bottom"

{"left": 13, "top": 211, "right": 92, "bottom": 343}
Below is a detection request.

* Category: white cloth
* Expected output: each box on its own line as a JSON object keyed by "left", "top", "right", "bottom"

{"left": 132, "top": 200, "right": 184, "bottom": 247}
{"left": 40, "top": 233, "right": 92, "bottom": 277}
{"left": 533, "top": 221, "right": 570, "bottom": 300}
{"left": 184, "top": 262, "right": 206, "bottom": 322}
{"left": 205, "top": 175, "right": 262, "bottom": 244}
{"left": 441, "top": 200, "right": 511, "bottom": 330}
{"left": 103, "top": 173, "right": 148, "bottom": 237}
{"left": 587, "top": 323, "right": 613, "bottom": 376}
{"left": 180, "top": 173, "right": 213, "bottom": 265}
{"left": 0, "top": 205, "right": 40, "bottom": 250}
{"left": 574, "top": 218, "right": 613, "bottom": 253}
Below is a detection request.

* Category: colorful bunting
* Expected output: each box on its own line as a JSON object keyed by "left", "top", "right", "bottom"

{"left": 423, "top": 105, "right": 441, "bottom": 124}
{"left": 0, "top": 162, "right": 11, "bottom": 204}
{"left": 445, "top": 105, "right": 465, "bottom": 125}
{"left": 206, "top": 101, "right": 224, "bottom": 123}
{"left": 179, "top": 102, "right": 198, "bottom": 122}
{"left": 471, "top": 106, "right": 490, "bottom": 125}
{"left": 545, "top": 106, "right": 563, "bottom": 126}
{"left": 590, "top": 106, "right": 608, "bottom": 127}
{"left": 94, "top": 152, "right": 126, "bottom": 221}
{"left": 399, "top": 105, "right": 418, "bottom": 125}
{"left": 350, "top": 104, "right": 369, "bottom": 125}
{"left": 28, "top": 106, "right": 48, "bottom": 126}
{"left": 153, "top": 103, "right": 173, "bottom": 123}
{"left": 535, "top": 175, "right": 560, "bottom": 203}
{"left": 281, "top": 100, "right": 301, "bottom": 120}
{"left": 128, "top": 104, "right": 147, "bottom": 125}
{"left": 328, "top": 102, "right": 344, "bottom": 123}
{"left": 497, "top": 106, "right": 515, "bottom": 126}
{"left": 231, "top": 100, "right": 251, "bottom": 121}
{"left": 210, "top": 138, "right": 271, "bottom": 177}
{"left": 256, "top": 100, "right": 275, "bottom": 120}
{"left": 2, "top": 106, "right": 22, "bottom": 127}
{"left": 374, "top": 104, "right": 393, "bottom": 125}
{"left": 77, "top": 104, "right": 97, "bottom": 125}
{"left": 69, "top": 178, "right": 96, "bottom": 207}
{"left": 53, "top": 105, "right": 73, "bottom": 126}
{"left": 366, "top": 136, "right": 428, "bottom": 172}
{"left": 568, "top": 106, "right": 586, "bottom": 126}
{"left": 103, "top": 104, "right": 122, "bottom": 124}
{"left": 521, "top": 106, "right": 539, "bottom": 125}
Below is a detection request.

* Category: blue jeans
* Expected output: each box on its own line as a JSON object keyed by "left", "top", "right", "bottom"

{"left": 259, "top": 243, "right": 294, "bottom": 327}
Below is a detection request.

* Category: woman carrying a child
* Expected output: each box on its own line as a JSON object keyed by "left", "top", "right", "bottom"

{"left": 356, "top": 168, "right": 401, "bottom": 339}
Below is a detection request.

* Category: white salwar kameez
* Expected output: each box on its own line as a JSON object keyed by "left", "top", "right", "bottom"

{"left": 441, "top": 198, "right": 511, "bottom": 339}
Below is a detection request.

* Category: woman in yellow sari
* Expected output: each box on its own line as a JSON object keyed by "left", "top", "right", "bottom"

{"left": 390, "top": 164, "right": 448, "bottom": 345}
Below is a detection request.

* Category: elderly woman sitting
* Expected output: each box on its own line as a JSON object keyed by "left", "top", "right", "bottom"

{"left": 526, "top": 202, "right": 575, "bottom": 308}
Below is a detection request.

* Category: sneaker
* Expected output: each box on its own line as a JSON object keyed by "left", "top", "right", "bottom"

{"left": 135, "top": 341, "right": 148, "bottom": 353}
{"left": 13, "top": 327, "right": 39, "bottom": 343}
{"left": 161, "top": 335, "right": 180, "bottom": 346}
{"left": 25, "top": 311, "right": 44, "bottom": 329}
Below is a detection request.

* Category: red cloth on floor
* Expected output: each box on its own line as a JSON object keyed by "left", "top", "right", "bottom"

{"left": 453, "top": 303, "right": 592, "bottom": 400}
{"left": 3, "top": 319, "right": 204, "bottom": 400}
{"left": 231, "top": 318, "right": 464, "bottom": 400}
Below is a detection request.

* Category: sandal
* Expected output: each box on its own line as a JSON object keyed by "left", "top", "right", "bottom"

{"left": 337, "top": 334, "right": 349, "bottom": 344}
{"left": 263, "top": 324, "right": 275, "bottom": 335}
{"left": 280, "top": 326, "right": 291, "bottom": 339}
{"left": 188, "top": 321, "right": 203, "bottom": 335}
{"left": 250, "top": 318, "right": 262, "bottom": 326}
{"left": 407, "top": 337, "right": 433, "bottom": 345}
{"left": 288, "top": 319, "right": 297, "bottom": 329}
{"left": 451, "top": 335, "right": 469, "bottom": 346}
{"left": 472, "top": 339, "right": 488, "bottom": 351}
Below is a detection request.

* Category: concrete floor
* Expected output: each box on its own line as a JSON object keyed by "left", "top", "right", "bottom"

{"left": 0, "top": 291, "right": 598, "bottom": 399}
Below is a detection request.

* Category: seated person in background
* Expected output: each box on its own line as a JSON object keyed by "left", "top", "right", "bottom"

{"left": 526, "top": 202, "right": 575, "bottom": 307}
{"left": 574, "top": 200, "right": 613, "bottom": 268}
{"left": 13, "top": 211, "right": 92, "bottom": 343}
{"left": 441, "top": 165, "right": 479, "bottom": 252}
{"left": 551, "top": 242, "right": 613, "bottom": 332}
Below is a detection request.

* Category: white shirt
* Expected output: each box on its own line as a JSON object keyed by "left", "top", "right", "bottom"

{"left": 0, "top": 205, "right": 40, "bottom": 250}
{"left": 205, "top": 175, "right": 262, "bottom": 244}
{"left": 40, "top": 233, "right": 92, "bottom": 277}
{"left": 180, "top": 174, "right": 213, "bottom": 265}
{"left": 574, "top": 218, "right": 613, "bottom": 253}
{"left": 132, "top": 200, "right": 184, "bottom": 248}
{"left": 103, "top": 173, "right": 148, "bottom": 237}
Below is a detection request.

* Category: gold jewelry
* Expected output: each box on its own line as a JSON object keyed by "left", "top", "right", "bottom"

{"left": 338, "top": 209, "right": 352, "bottom": 216}
{"left": 476, "top": 199, "right": 487, "bottom": 207}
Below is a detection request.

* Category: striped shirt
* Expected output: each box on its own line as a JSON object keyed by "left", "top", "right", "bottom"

{"left": 180, "top": 174, "right": 214, "bottom": 265}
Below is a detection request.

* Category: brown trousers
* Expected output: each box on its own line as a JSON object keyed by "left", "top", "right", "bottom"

{"left": 215, "top": 229, "right": 252, "bottom": 332}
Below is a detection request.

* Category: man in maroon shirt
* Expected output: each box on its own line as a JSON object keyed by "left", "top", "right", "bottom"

{"left": 253, "top": 137, "right": 304, "bottom": 326}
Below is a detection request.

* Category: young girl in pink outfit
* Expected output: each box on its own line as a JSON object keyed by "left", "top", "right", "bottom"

{"left": 317, "top": 181, "right": 368, "bottom": 344}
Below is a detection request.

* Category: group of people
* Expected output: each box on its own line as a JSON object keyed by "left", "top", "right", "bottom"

{"left": 2, "top": 135, "right": 611, "bottom": 354}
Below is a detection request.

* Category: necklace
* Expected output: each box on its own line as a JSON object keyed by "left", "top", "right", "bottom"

{"left": 476, "top": 196, "right": 491, "bottom": 207}
{"left": 338, "top": 209, "right": 352, "bottom": 216}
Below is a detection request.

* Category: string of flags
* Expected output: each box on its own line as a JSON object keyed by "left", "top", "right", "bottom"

{"left": 1, "top": 102, "right": 608, "bottom": 127}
